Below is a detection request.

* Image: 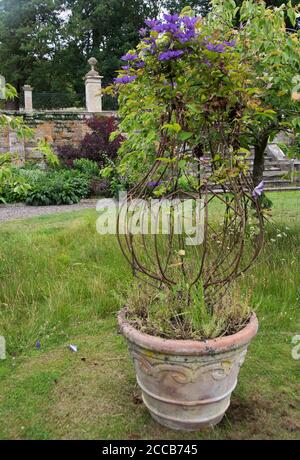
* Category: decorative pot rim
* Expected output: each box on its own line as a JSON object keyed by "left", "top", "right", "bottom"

{"left": 118, "top": 308, "right": 258, "bottom": 356}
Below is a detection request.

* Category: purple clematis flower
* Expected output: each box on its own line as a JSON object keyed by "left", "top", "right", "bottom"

{"left": 121, "top": 53, "right": 138, "bottom": 61}
{"left": 121, "top": 65, "right": 130, "bottom": 71}
{"left": 142, "top": 37, "right": 157, "bottom": 55}
{"left": 252, "top": 181, "right": 265, "bottom": 198}
{"left": 203, "top": 58, "right": 212, "bottom": 67}
{"left": 224, "top": 40, "right": 236, "bottom": 47}
{"left": 163, "top": 81, "right": 178, "bottom": 88}
{"left": 139, "top": 27, "right": 147, "bottom": 36}
{"left": 176, "top": 29, "right": 196, "bottom": 43}
{"left": 147, "top": 181, "right": 163, "bottom": 187}
{"left": 134, "top": 60, "right": 145, "bottom": 68}
{"left": 153, "top": 22, "right": 179, "bottom": 33}
{"left": 145, "top": 19, "right": 159, "bottom": 28}
{"left": 206, "top": 42, "right": 225, "bottom": 53}
{"left": 158, "top": 50, "right": 184, "bottom": 61}
{"left": 181, "top": 16, "right": 198, "bottom": 27}
{"left": 114, "top": 75, "right": 137, "bottom": 84}
{"left": 143, "top": 37, "right": 157, "bottom": 46}
{"left": 163, "top": 14, "right": 180, "bottom": 23}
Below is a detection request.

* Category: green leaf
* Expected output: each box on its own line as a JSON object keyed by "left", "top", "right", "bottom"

{"left": 291, "top": 117, "right": 300, "bottom": 130}
{"left": 238, "top": 148, "right": 251, "bottom": 154}
{"left": 178, "top": 131, "right": 193, "bottom": 141}
{"left": 157, "top": 157, "right": 176, "bottom": 163}
{"left": 263, "top": 110, "right": 277, "bottom": 115}
{"left": 109, "top": 131, "right": 121, "bottom": 142}
{"left": 178, "top": 159, "right": 186, "bottom": 169}
{"left": 162, "top": 123, "right": 182, "bottom": 133}
{"left": 186, "top": 104, "right": 201, "bottom": 114}
{"left": 180, "top": 6, "right": 193, "bottom": 17}
{"left": 287, "top": 2, "right": 296, "bottom": 27}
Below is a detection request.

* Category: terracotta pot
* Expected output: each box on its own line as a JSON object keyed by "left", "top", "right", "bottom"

{"left": 118, "top": 309, "right": 258, "bottom": 431}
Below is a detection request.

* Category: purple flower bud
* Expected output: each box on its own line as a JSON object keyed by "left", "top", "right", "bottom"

{"left": 158, "top": 50, "right": 184, "bottom": 61}
{"left": 204, "top": 58, "right": 212, "bottom": 67}
{"left": 153, "top": 22, "right": 179, "bottom": 34}
{"left": 252, "top": 181, "right": 265, "bottom": 199}
{"left": 135, "top": 60, "right": 145, "bottom": 68}
{"left": 139, "top": 27, "right": 147, "bottom": 36}
{"left": 206, "top": 43, "right": 225, "bottom": 53}
{"left": 181, "top": 16, "right": 198, "bottom": 27}
{"left": 145, "top": 19, "right": 159, "bottom": 28}
{"left": 147, "top": 181, "right": 163, "bottom": 187}
{"left": 142, "top": 37, "right": 157, "bottom": 55}
{"left": 121, "top": 65, "right": 130, "bottom": 71}
{"left": 176, "top": 30, "right": 196, "bottom": 43}
{"left": 35, "top": 340, "right": 41, "bottom": 350}
{"left": 224, "top": 40, "right": 236, "bottom": 47}
{"left": 163, "top": 81, "right": 177, "bottom": 88}
{"left": 114, "top": 75, "right": 137, "bottom": 84}
{"left": 121, "top": 53, "right": 138, "bottom": 61}
{"left": 163, "top": 14, "right": 180, "bottom": 23}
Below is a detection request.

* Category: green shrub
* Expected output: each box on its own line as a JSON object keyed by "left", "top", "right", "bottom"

{"left": 1, "top": 167, "right": 40, "bottom": 203}
{"left": 100, "top": 157, "right": 131, "bottom": 198}
{"left": 73, "top": 158, "right": 100, "bottom": 177}
{"left": 259, "top": 192, "right": 273, "bottom": 210}
{"left": 277, "top": 136, "right": 300, "bottom": 160}
{"left": 25, "top": 170, "right": 91, "bottom": 206}
{"left": 1, "top": 166, "right": 92, "bottom": 205}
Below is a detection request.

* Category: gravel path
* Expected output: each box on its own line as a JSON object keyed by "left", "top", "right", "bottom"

{"left": 0, "top": 199, "right": 99, "bottom": 222}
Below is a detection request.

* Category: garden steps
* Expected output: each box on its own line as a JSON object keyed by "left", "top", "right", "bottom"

{"left": 263, "top": 170, "right": 288, "bottom": 178}
{"left": 199, "top": 151, "right": 297, "bottom": 187}
{"left": 212, "top": 185, "right": 300, "bottom": 193}
{"left": 264, "top": 186, "right": 300, "bottom": 192}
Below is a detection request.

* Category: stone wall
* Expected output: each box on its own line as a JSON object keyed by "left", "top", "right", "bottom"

{"left": 0, "top": 110, "right": 116, "bottom": 165}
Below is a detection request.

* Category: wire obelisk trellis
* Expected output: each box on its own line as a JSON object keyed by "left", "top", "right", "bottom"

{"left": 117, "top": 134, "right": 264, "bottom": 311}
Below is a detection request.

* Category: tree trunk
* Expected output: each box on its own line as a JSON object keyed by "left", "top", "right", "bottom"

{"left": 253, "top": 135, "right": 269, "bottom": 187}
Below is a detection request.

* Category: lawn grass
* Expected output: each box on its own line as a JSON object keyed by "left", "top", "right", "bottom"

{"left": 0, "top": 191, "right": 299, "bottom": 440}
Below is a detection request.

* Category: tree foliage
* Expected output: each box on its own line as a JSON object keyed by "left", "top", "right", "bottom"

{"left": 0, "top": 0, "right": 64, "bottom": 95}
{"left": 0, "top": 0, "right": 298, "bottom": 103}
{"left": 208, "top": 0, "right": 300, "bottom": 184}
{"left": 0, "top": 0, "right": 161, "bottom": 98}
{"left": 108, "top": 0, "right": 299, "bottom": 187}
{"left": 162, "top": 1, "right": 210, "bottom": 15}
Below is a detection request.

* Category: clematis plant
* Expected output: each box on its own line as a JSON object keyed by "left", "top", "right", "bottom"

{"left": 108, "top": 6, "right": 263, "bottom": 184}
{"left": 107, "top": 5, "right": 266, "bottom": 339}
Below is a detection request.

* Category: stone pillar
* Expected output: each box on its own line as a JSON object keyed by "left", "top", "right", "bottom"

{"left": 23, "top": 84, "right": 33, "bottom": 112}
{"left": 9, "top": 130, "right": 25, "bottom": 166}
{"left": 85, "top": 57, "right": 103, "bottom": 113}
{"left": 0, "top": 75, "right": 5, "bottom": 100}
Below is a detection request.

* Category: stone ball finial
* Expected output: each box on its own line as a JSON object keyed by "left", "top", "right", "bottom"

{"left": 88, "top": 57, "right": 98, "bottom": 71}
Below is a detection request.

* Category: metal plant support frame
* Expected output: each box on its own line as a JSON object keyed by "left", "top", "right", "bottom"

{"left": 117, "top": 108, "right": 265, "bottom": 310}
